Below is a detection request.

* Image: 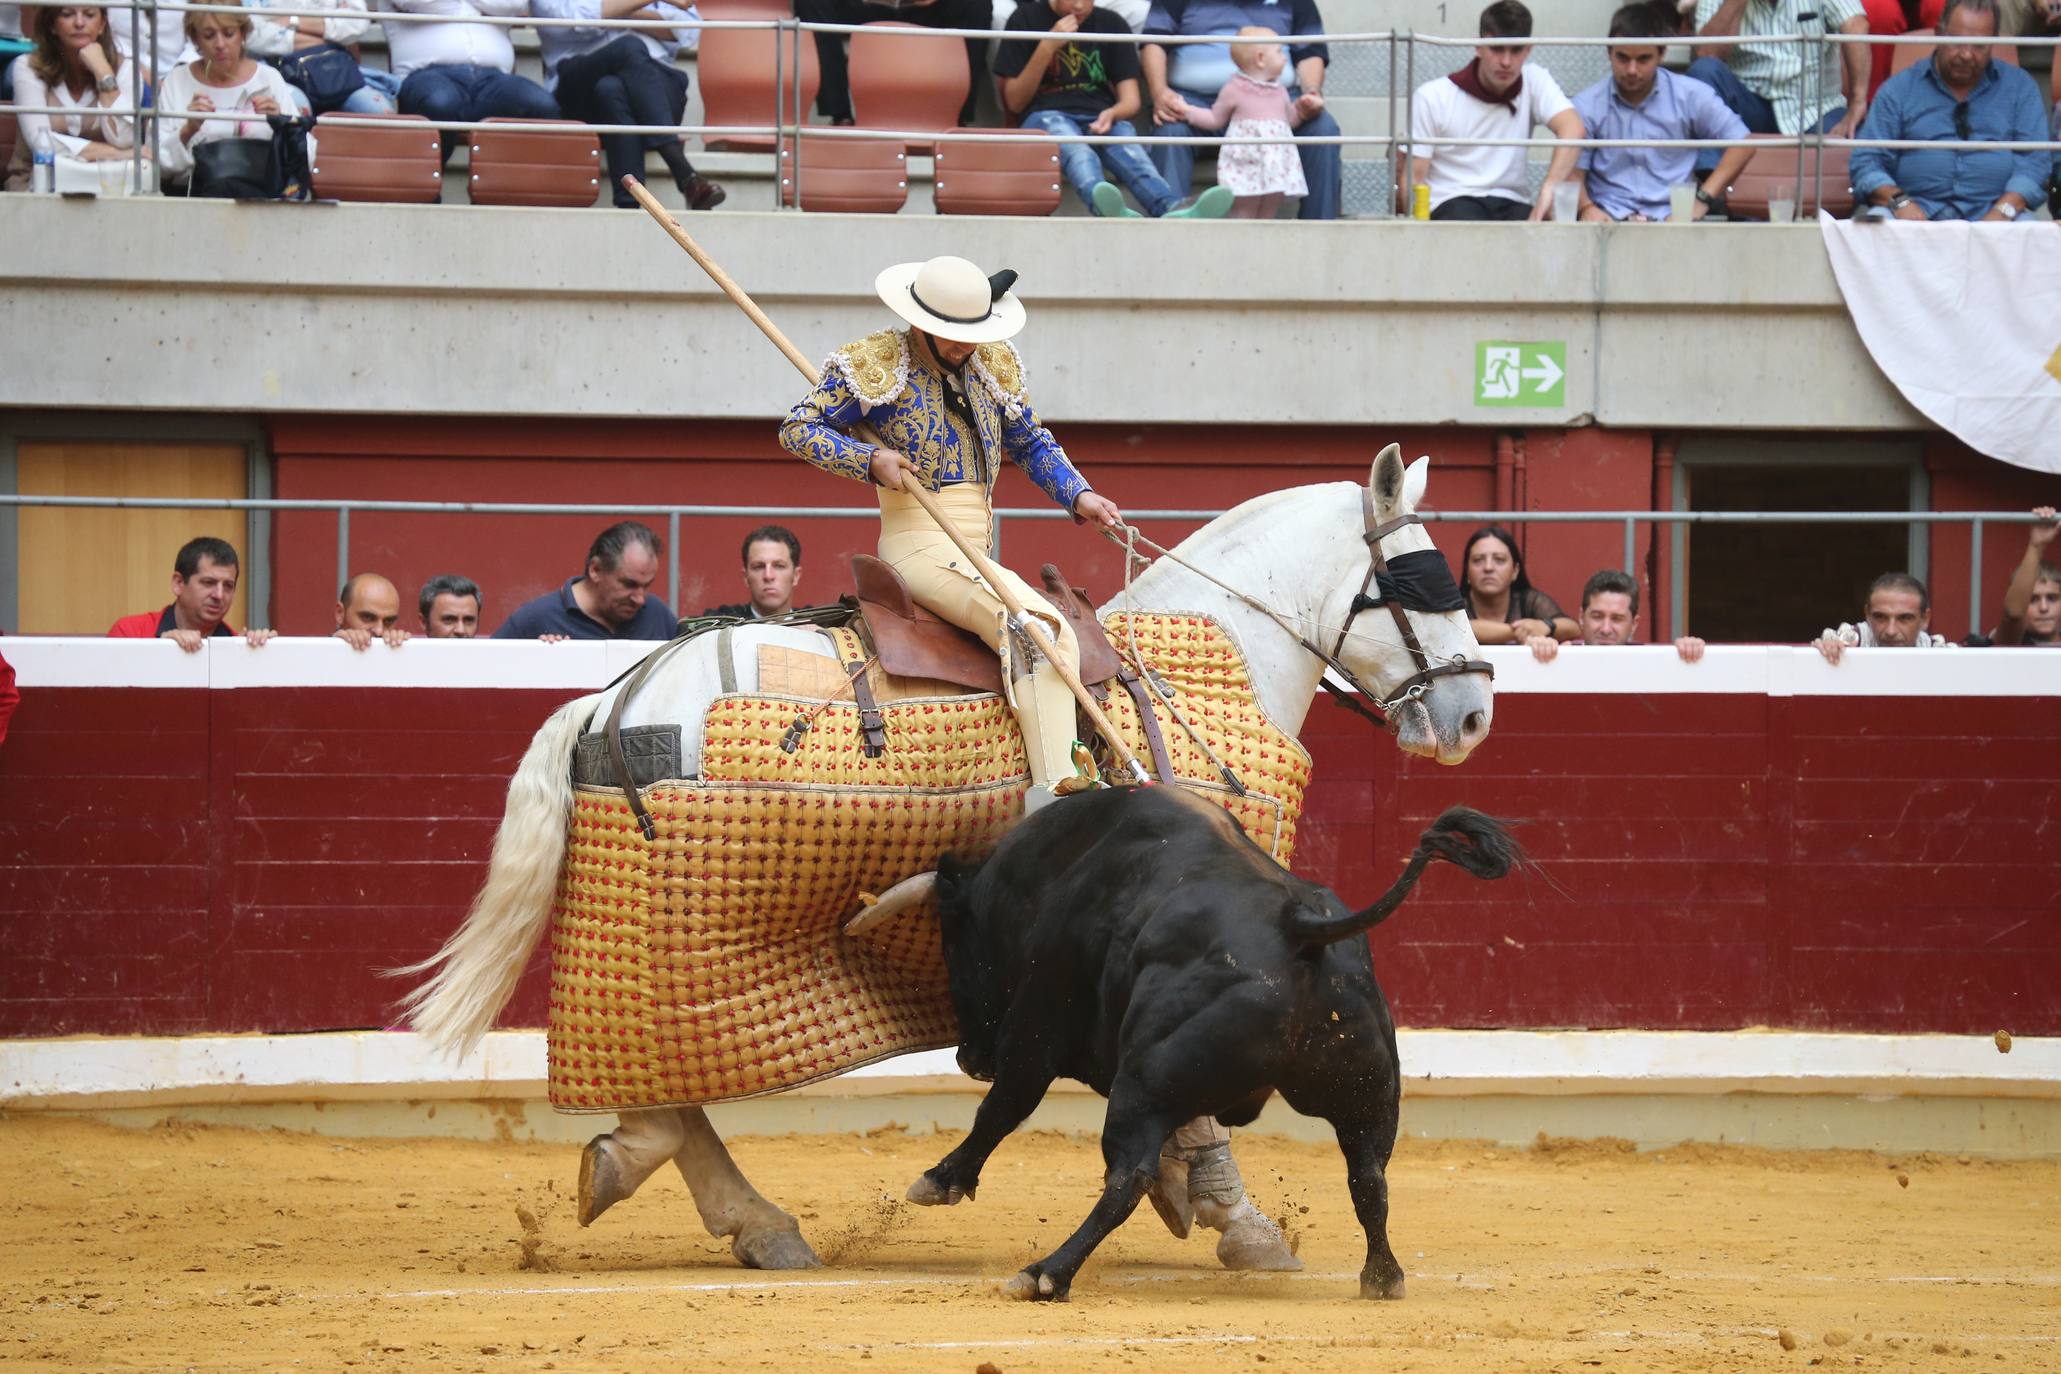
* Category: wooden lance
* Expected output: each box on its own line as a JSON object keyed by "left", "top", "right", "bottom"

{"left": 623, "top": 176, "right": 1151, "bottom": 786}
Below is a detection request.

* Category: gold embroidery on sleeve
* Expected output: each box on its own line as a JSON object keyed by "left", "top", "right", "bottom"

{"left": 826, "top": 329, "right": 912, "bottom": 409}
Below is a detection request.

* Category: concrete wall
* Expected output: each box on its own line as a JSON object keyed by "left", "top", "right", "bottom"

{"left": 0, "top": 197, "right": 1919, "bottom": 431}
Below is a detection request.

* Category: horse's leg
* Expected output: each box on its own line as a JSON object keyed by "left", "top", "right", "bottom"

{"left": 668, "top": 1107, "right": 821, "bottom": 1270}
{"left": 577, "top": 1108, "right": 687, "bottom": 1227}
{"left": 1168, "top": 1116, "right": 1300, "bottom": 1271}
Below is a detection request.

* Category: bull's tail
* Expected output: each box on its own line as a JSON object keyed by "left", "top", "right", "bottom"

{"left": 388, "top": 694, "right": 598, "bottom": 1057}
{"left": 1293, "top": 807, "right": 1521, "bottom": 950}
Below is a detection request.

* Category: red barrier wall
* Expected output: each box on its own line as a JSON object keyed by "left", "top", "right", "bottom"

{"left": 2, "top": 644, "right": 2055, "bottom": 1039}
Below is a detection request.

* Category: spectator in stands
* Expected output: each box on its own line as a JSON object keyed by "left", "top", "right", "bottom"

{"left": 2, "top": 5, "right": 26, "bottom": 102}
{"left": 1989, "top": 506, "right": 2060, "bottom": 646}
{"left": 493, "top": 520, "right": 678, "bottom": 639}
{"left": 1406, "top": 1, "right": 1585, "bottom": 221}
{"left": 2001, "top": 0, "right": 2061, "bottom": 37}
{"left": 1814, "top": 571, "right": 1951, "bottom": 662}
{"left": 155, "top": 9, "right": 302, "bottom": 188}
{"left": 3, "top": 5, "right": 144, "bottom": 192}
{"left": 1851, "top": 0, "right": 2051, "bottom": 220}
{"left": 996, "top": 0, "right": 1231, "bottom": 218}
{"left": 1528, "top": 569, "right": 1707, "bottom": 661}
{"left": 704, "top": 525, "right": 804, "bottom": 618}
{"left": 1573, "top": 2, "right": 1755, "bottom": 220}
{"left": 530, "top": 0, "right": 726, "bottom": 209}
{"left": 244, "top": 0, "right": 401, "bottom": 116}
{"left": 380, "top": 0, "right": 562, "bottom": 165}
{"left": 334, "top": 573, "right": 412, "bottom": 651}
{"left": 419, "top": 573, "right": 484, "bottom": 637}
{"left": 109, "top": 537, "right": 275, "bottom": 652}
{"left": 1863, "top": 0, "right": 1943, "bottom": 101}
{"left": 1461, "top": 523, "right": 1578, "bottom": 646}
{"left": 795, "top": 0, "right": 991, "bottom": 129}
{"left": 1688, "top": 0, "right": 1870, "bottom": 178}
{"left": 1173, "top": 28, "right": 1310, "bottom": 218}
{"left": 1140, "top": 0, "right": 1344, "bottom": 220}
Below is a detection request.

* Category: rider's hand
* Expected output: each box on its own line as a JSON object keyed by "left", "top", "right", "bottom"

{"left": 1073, "top": 491, "right": 1123, "bottom": 529}
{"left": 869, "top": 448, "right": 911, "bottom": 491}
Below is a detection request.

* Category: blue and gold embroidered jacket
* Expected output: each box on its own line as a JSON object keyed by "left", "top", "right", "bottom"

{"left": 777, "top": 328, "right": 1090, "bottom": 512}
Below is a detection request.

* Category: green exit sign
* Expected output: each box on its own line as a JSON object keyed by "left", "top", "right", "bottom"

{"left": 1475, "top": 342, "right": 1566, "bottom": 408}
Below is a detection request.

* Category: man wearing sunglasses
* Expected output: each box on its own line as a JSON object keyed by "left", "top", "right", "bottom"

{"left": 1851, "top": 0, "right": 2052, "bottom": 219}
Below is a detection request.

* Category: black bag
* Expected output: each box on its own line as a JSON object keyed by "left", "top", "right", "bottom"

{"left": 273, "top": 41, "right": 364, "bottom": 115}
{"left": 188, "top": 116, "right": 314, "bottom": 201}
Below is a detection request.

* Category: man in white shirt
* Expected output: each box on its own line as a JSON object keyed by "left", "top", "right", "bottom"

{"left": 380, "top": 0, "right": 561, "bottom": 162}
{"left": 1407, "top": 0, "right": 1585, "bottom": 220}
{"left": 1686, "top": 0, "right": 1869, "bottom": 174}
{"left": 1814, "top": 573, "right": 1953, "bottom": 663}
{"left": 529, "top": 0, "right": 725, "bottom": 209}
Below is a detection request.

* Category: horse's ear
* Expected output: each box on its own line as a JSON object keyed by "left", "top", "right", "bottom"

{"left": 1401, "top": 456, "right": 1430, "bottom": 513}
{"left": 1370, "top": 443, "right": 1405, "bottom": 513}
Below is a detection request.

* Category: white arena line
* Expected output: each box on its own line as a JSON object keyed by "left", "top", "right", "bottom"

{"left": 826, "top": 1330, "right": 2061, "bottom": 1356}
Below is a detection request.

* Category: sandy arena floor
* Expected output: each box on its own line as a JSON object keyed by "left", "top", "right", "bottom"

{"left": 2, "top": 1115, "right": 2057, "bottom": 1373}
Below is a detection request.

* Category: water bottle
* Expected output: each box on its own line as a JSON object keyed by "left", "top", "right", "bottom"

{"left": 30, "top": 129, "right": 56, "bottom": 194}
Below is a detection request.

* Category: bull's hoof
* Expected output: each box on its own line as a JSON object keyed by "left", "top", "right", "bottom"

{"left": 1214, "top": 1205, "right": 1302, "bottom": 1272}
{"left": 1359, "top": 1274, "right": 1407, "bottom": 1301}
{"left": 905, "top": 1173, "right": 970, "bottom": 1207}
{"left": 576, "top": 1134, "right": 631, "bottom": 1228}
{"left": 1001, "top": 1269, "right": 1068, "bottom": 1302}
{"left": 733, "top": 1226, "right": 821, "bottom": 1271}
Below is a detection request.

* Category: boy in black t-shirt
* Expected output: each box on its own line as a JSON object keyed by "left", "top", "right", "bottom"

{"left": 994, "top": 0, "right": 1231, "bottom": 217}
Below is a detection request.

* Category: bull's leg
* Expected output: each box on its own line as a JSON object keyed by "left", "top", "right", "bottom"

{"left": 909, "top": 1051, "right": 1057, "bottom": 1207}
{"left": 1332, "top": 1115, "right": 1406, "bottom": 1300}
{"left": 668, "top": 1107, "right": 821, "bottom": 1270}
{"left": 1004, "top": 1080, "right": 1182, "bottom": 1303}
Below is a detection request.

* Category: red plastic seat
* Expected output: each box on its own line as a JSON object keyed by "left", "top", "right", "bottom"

{"left": 0, "top": 107, "right": 17, "bottom": 181}
{"left": 698, "top": 26, "right": 820, "bottom": 153}
{"left": 311, "top": 112, "right": 442, "bottom": 203}
{"left": 779, "top": 132, "right": 908, "bottom": 212}
{"left": 1722, "top": 134, "right": 1855, "bottom": 220}
{"left": 932, "top": 127, "right": 1062, "bottom": 216}
{"left": 468, "top": 116, "right": 602, "bottom": 208}
{"left": 848, "top": 20, "right": 968, "bottom": 154}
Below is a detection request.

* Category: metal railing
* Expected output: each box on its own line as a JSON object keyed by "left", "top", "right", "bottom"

{"left": 10, "top": 3, "right": 2055, "bottom": 214}
{"left": 0, "top": 493, "right": 2044, "bottom": 635}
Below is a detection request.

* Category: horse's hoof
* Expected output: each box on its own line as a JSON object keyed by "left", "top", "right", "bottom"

{"left": 1145, "top": 1156, "right": 1193, "bottom": 1239}
{"left": 576, "top": 1135, "right": 630, "bottom": 1228}
{"left": 1359, "top": 1274, "right": 1406, "bottom": 1301}
{"left": 1214, "top": 1205, "right": 1302, "bottom": 1272}
{"left": 734, "top": 1226, "right": 821, "bottom": 1271}
{"left": 905, "top": 1174, "right": 966, "bottom": 1207}
{"left": 1001, "top": 1269, "right": 1067, "bottom": 1302}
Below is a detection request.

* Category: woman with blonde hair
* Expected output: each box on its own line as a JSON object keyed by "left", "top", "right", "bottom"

{"left": 154, "top": 7, "right": 300, "bottom": 188}
{"left": 3, "top": 4, "right": 142, "bottom": 190}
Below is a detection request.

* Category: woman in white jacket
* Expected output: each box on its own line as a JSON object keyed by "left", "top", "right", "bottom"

{"left": 155, "top": 7, "right": 300, "bottom": 186}
{"left": 4, "top": 5, "right": 143, "bottom": 191}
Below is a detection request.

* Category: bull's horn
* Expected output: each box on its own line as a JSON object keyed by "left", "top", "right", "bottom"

{"left": 844, "top": 871, "right": 939, "bottom": 937}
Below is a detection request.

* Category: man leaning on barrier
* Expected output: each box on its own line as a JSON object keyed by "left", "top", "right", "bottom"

{"left": 1851, "top": 0, "right": 2051, "bottom": 220}
{"left": 1688, "top": 0, "right": 1871, "bottom": 177}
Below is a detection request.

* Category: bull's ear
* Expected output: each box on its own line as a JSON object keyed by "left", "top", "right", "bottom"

{"left": 1369, "top": 443, "right": 1405, "bottom": 515}
{"left": 1401, "top": 456, "right": 1429, "bottom": 513}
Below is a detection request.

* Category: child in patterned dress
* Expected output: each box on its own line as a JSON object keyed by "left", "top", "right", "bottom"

{"left": 1173, "top": 26, "right": 1308, "bottom": 219}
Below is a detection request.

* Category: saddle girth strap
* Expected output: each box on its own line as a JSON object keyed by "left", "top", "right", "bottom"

{"left": 847, "top": 658, "right": 887, "bottom": 757}
{"left": 1115, "top": 667, "right": 1177, "bottom": 784}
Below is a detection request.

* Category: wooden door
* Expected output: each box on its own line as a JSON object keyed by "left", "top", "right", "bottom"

{"left": 17, "top": 442, "right": 250, "bottom": 634}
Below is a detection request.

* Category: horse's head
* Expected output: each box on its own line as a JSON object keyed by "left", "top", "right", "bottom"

{"left": 1329, "top": 444, "right": 1493, "bottom": 765}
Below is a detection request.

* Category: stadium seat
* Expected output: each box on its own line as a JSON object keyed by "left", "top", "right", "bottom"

{"left": 848, "top": 21, "right": 968, "bottom": 154}
{"left": 1888, "top": 29, "right": 2019, "bottom": 76}
{"left": 932, "top": 127, "right": 1061, "bottom": 216}
{"left": 778, "top": 132, "right": 908, "bottom": 212}
{"left": 698, "top": 26, "right": 820, "bottom": 153}
{"left": 467, "top": 117, "right": 603, "bottom": 207}
{"left": 310, "top": 113, "right": 442, "bottom": 204}
{"left": 1722, "top": 134, "right": 1855, "bottom": 220}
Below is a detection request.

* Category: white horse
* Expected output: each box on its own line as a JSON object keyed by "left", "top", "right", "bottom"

{"left": 400, "top": 444, "right": 1493, "bottom": 1269}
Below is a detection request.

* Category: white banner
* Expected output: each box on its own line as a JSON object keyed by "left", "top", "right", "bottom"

{"left": 1819, "top": 210, "right": 2061, "bottom": 475}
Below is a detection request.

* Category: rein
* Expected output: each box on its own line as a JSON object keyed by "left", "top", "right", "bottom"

{"left": 1110, "top": 490, "right": 1493, "bottom": 733}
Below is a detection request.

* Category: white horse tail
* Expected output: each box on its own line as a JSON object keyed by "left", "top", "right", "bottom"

{"left": 393, "top": 694, "right": 597, "bottom": 1057}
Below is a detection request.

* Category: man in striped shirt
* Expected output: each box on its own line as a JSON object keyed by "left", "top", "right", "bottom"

{"left": 1687, "top": 0, "right": 1870, "bottom": 171}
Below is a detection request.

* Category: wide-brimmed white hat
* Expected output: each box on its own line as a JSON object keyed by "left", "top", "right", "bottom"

{"left": 875, "top": 255, "right": 1026, "bottom": 345}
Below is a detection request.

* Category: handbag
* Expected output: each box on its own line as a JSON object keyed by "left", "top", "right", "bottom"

{"left": 273, "top": 40, "right": 365, "bottom": 114}
{"left": 188, "top": 117, "right": 314, "bottom": 201}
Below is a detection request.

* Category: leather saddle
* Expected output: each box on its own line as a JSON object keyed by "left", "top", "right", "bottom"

{"left": 850, "top": 555, "right": 1122, "bottom": 696}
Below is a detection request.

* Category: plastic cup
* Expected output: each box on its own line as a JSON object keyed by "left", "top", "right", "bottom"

{"left": 99, "top": 159, "right": 128, "bottom": 197}
{"left": 1768, "top": 197, "right": 1797, "bottom": 223}
{"left": 1669, "top": 183, "right": 1697, "bottom": 221}
{"left": 1552, "top": 181, "right": 1580, "bottom": 223}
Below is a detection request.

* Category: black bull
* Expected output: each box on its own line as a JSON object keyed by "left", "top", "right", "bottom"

{"left": 908, "top": 786, "right": 1521, "bottom": 1302}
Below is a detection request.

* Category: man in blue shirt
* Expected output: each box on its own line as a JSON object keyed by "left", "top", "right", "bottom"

{"left": 1140, "top": 0, "right": 1343, "bottom": 218}
{"left": 493, "top": 521, "right": 681, "bottom": 640}
{"left": 1574, "top": 3, "right": 1756, "bottom": 220}
{"left": 1851, "top": 0, "right": 2052, "bottom": 220}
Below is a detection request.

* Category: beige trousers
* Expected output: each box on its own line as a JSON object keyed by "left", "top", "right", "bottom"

{"left": 877, "top": 483, "right": 1083, "bottom": 788}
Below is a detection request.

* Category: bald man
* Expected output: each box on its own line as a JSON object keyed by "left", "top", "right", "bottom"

{"left": 334, "top": 574, "right": 412, "bottom": 652}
